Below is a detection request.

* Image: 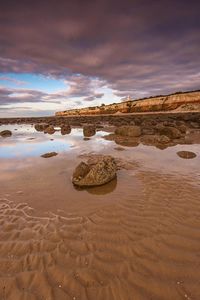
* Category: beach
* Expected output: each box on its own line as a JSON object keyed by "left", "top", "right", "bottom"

{"left": 0, "top": 114, "right": 200, "bottom": 299}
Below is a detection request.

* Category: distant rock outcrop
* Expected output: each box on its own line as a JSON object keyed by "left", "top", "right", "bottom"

{"left": 55, "top": 91, "right": 200, "bottom": 116}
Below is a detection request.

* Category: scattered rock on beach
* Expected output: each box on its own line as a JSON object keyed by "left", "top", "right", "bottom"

{"left": 72, "top": 155, "right": 117, "bottom": 187}
{"left": 115, "top": 125, "right": 141, "bottom": 137}
{"left": 158, "top": 126, "right": 181, "bottom": 139}
{"left": 177, "top": 151, "right": 197, "bottom": 159}
{"left": 44, "top": 125, "right": 55, "bottom": 134}
{"left": 83, "top": 125, "right": 96, "bottom": 137}
{"left": 41, "top": 152, "right": 58, "bottom": 158}
{"left": 61, "top": 125, "right": 71, "bottom": 135}
{"left": 157, "top": 135, "right": 171, "bottom": 144}
{"left": 0, "top": 130, "right": 12, "bottom": 137}
{"left": 34, "top": 123, "right": 49, "bottom": 131}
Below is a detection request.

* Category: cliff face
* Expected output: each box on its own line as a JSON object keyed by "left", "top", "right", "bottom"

{"left": 55, "top": 91, "right": 200, "bottom": 116}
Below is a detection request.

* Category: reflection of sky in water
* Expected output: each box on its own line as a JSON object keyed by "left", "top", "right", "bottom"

{"left": 0, "top": 125, "right": 110, "bottom": 158}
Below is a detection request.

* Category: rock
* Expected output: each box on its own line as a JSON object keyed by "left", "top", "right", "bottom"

{"left": 44, "top": 125, "right": 55, "bottom": 134}
{"left": 61, "top": 125, "right": 71, "bottom": 135}
{"left": 73, "top": 162, "right": 90, "bottom": 179}
{"left": 83, "top": 125, "right": 96, "bottom": 137}
{"left": 114, "top": 146, "right": 126, "bottom": 151}
{"left": 41, "top": 152, "right": 58, "bottom": 158}
{"left": 140, "top": 135, "right": 158, "bottom": 145}
{"left": 190, "top": 122, "right": 199, "bottom": 129}
{"left": 177, "top": 151, "right": 197, "bottom": 159}
{"left": 115, "top": 125, "right": 141, "bottom": 137}
{"left": 0, "top": 130, "right": 12, "bottom": 137}
{"left": 72, "top": 155, "right": 117, "bottom": 187}
{"left": 34, "top": 123, "right": 49, "bottom": 131}
{"left": 158, "top": 126, "right": 181, "bottom": 139}
{"left": 142, "top": 127, "right": 155, "bottom": 135}
{"left": 155, "top": 123, "right": 164, "bottom": 131}
{"left": 179, "top": 124, "right": 187, "bottom": 133}
{"left": 157, "top": 135, "right": 171, "bottom": 144}
{"left": 104, "top": 133, "right": 139, "bottom": 147}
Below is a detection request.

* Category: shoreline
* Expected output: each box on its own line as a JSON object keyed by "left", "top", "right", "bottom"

{"left": 1, "top": 110, "right": 200, "bottom": 124}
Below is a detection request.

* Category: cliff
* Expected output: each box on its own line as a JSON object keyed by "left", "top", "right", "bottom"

{"left": 55, "top": 90, "right": 200, "bottom": 116}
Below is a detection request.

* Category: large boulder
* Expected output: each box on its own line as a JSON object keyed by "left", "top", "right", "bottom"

{"left": 34, "top": 123, "right": 49, "bottom": 131}
{"left": 115, "top": 125, "right": 141, "bottom": 137}
{"left": 72, "top": 155, "right": 117, "bottom": 187}
{"left": 83, "top": 125, "right": 96, "bottom": 137}
{"left": 0, "top": 130, "right": 12, "bottom": 137}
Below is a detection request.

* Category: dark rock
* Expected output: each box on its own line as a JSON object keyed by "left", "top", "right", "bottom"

{"left": 61, "top": 125, "right": 71, "bottom": 135}
{"left": 41, "top": 152, "right": 58, "bottom": 158}
{"left": 34, "top": 123, "right": 49, "bottom": 131}
{"left": 44, "top": 126, "right": 55, "bottom": 134}
{"left": 83, "top": 125, "right": 96, "bottom": 137}
{"left": 0, "top": 130, "right": 12, "bottom": 137}
{"left": 177, "top": 151, "right": 197, "bottom": 159}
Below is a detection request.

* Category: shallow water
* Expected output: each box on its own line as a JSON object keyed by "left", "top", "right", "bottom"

{"left": 0, "top": 124, "right": 200, "bottom": 299}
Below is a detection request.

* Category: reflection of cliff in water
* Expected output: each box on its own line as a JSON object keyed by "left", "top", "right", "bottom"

{"left": 104, "top": 129, "right": 200, "bottom": 150}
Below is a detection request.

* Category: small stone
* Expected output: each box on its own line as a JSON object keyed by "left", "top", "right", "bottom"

{"left": 177, "top": 151, "right": 197, "bottom": 159}
{"left": 0, "top": 130, "right": 12, "bottom": 137}
{"left": 41, "top": 152, "right": 58, "bottom": 158}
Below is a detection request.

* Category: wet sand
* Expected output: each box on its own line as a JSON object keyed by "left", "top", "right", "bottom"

{"left": 0, "top": 124, "right": 200, "bottom": 299}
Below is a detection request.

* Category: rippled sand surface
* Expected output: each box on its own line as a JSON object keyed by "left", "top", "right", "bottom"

{"left": 0, "top": 125, "right": 200, "bottom": 299}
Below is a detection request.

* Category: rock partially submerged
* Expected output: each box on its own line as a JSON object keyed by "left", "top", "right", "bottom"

{"left": 157, "top": 126, "right": 181, "bottom": 139}
{"left": 115, "top": 125, "right": 141, "bottom": 137}
{"left": 177, "top": 151, "right": 197, "bottom": 159}
{"left": 61, "top": 125, "right": 71, "bottom": 135}
{"left": 72, "top": 155, "right": 117, "bottom": 187}
{"left": 83, "top": 125, "right": 96, "bottom": 137}
{"left": 44, "top": 125, "right": 55, "bottom": 134}
{"left": 0, "top": 130, "right": 12, "bottom": 137}
{"left": 34, "top": 123, "right": 49, "bottom": 131}
{"left": 41, "top": 152, "right": 58, "bottom": 158}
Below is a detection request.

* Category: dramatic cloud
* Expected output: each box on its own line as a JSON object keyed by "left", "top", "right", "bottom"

{"left": 0, "top": 0, "right": 199, "bottom": 115}
{"left": 0, "top": 87, "right": 60, "bottom": 105}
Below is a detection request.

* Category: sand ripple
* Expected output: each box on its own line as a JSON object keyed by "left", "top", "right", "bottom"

{"left": 0, "top": 171, "right": 200, "bottom": 299}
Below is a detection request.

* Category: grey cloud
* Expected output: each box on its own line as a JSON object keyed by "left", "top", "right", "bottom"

{"left": 0, "top": 0, "right": 199, "bottom": 104}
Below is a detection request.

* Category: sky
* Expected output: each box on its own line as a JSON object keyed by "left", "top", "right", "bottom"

{"left": 0, "top": 0, "right": 199, "bottom": 117}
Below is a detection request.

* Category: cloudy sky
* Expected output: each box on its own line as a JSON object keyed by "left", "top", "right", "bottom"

{"left": 0, "top": 0, "right": 199, "bottom": 117}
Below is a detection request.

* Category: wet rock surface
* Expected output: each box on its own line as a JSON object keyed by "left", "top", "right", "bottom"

{"left": 72, "top": 155, "right": 117, "bottom": 187}
{"left": 177, "top": 151, "right": 197, "bottom": 159}
{"left": 83, "top": 125, "right": 96, "bottom": 137}
{"left": 41, "top": 152, "right": 58, "bottom": 158}
{"left": 0, "top": 130, "right": 12, "bottom": 137}
{"left": 61, "top": 124, "right": 71, "bottom": 135}
{"left": 34, "top": 123, "right": 49, "bottom": 131}
{"left": 44, "top": 125, "right": 56, "bottom": 134}
{"left": 115, "top": 125, "right": 141, "bottom": 137}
